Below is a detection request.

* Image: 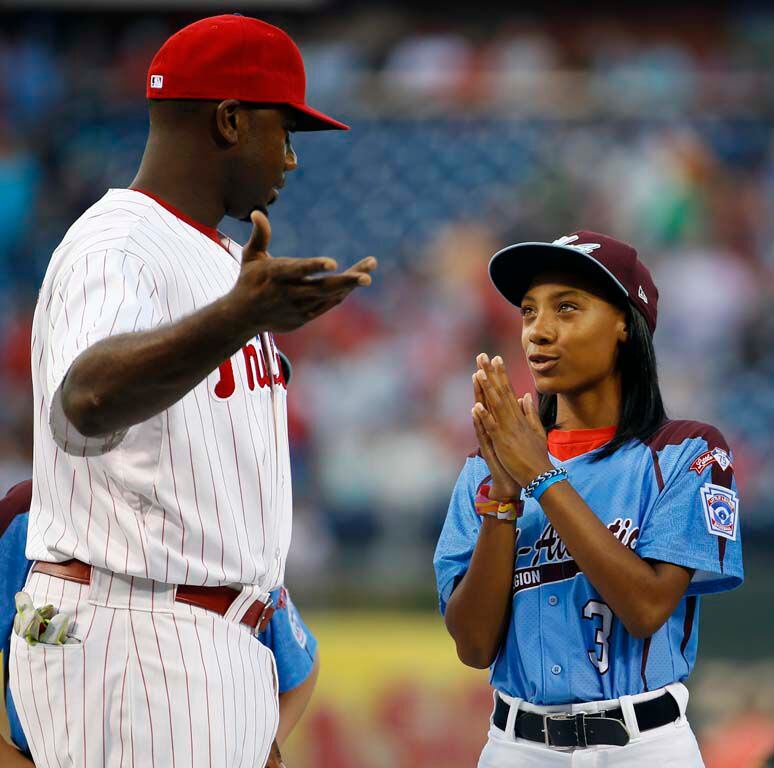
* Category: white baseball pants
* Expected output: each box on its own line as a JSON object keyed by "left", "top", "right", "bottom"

{"left": 478, "top": 683, "right": 705, "bottom": 767}
{"left": 9, "top": 569, "right": 279, "bottom": 768}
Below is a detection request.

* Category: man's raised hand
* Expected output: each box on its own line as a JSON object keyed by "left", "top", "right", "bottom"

{"left": 232, "top": 210, "right": 378, "bottom": 333}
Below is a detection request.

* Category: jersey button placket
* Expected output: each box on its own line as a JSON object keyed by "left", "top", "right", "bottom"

{"left": 544, "top": 590, "right": 570, "bottom": 701}
{"left": 547, "top": 598, "right": 561, "bottom": 680}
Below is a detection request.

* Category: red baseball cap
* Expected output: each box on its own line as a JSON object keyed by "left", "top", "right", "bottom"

{"left": 146, "top": 14, "right": 349, "bottom": 132}
{"left": 488, "top": 231, "right": 659, "bottom": 333}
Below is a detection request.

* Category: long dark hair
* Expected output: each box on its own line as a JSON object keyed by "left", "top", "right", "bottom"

{"left": 537, "top": 305, "right": 667, "bottom": 460}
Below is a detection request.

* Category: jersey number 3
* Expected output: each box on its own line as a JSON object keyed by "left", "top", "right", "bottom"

{"left": 583, "top": 600, "right": 613, "bottom": 675}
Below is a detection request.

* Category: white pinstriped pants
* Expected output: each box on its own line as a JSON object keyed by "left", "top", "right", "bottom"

{"left": 9, "top": 569, "right": 279, "bottom": 768}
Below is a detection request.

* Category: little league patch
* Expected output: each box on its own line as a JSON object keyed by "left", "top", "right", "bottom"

{"left": 700, "top": 483, "right": 739, "bottom": 540}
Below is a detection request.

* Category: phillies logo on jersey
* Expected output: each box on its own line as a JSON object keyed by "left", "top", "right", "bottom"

{"left": 690, "top": 447, "right": 732, "bottom": 475}
{"left": 700, "top": 483, "right": 739, "bottom": 540}
{"left": 213, "top": 335, "right": 286, "bottom": 400}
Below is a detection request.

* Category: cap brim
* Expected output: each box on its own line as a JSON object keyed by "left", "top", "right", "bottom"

{"left": 288, "top": 102, "right": 349, "bottom": 131}
{"left": 488, "top": 242, "right": 629, "bottom": 307}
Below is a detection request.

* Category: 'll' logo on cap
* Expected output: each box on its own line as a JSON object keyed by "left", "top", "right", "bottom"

{"left": 150, "top": 75, "right": 164, "bottom": 89}
{"left": 552, "top": 234, "right": 601, "bottom": 256}
{"left": 638, "top": 285, "right": 648, "bottom": 304}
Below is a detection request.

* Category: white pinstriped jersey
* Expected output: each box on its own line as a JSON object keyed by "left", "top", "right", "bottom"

{"left": 28, "top": 188, "right": 292, "bottom": 591}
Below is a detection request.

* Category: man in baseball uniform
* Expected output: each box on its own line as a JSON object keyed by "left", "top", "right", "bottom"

{"left": 10, "top": 14, "right": 375, "bottom": 768}
{"left": 0, "top": 481, "right": 320, "bottom": 766}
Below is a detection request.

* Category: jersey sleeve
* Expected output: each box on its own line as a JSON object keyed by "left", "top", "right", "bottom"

{"left": 259, "top": 588, "right": 317, "bottom": 694}
{"left": 636, "top": 426, "right": 743, "bottom": 596}
{"left": 433, "top": 456, "right": 489, "bottom": 616}
{"left": 45, "top": 249, "right": 163, "bottom": 457}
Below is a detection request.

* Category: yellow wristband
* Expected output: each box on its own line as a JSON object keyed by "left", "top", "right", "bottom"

{"left": 496, "top": 502, "right": 521, "bottom": 521}
{"left": 474, "top": 499, "right": 500, "bottom": 516}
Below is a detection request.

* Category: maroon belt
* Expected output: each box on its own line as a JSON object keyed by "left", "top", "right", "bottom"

{"left": 31, "top": 560, "right": 275, "bottom": 634}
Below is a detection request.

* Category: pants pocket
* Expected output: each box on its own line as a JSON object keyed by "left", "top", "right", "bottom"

{"left": 9, "top": 628, "right": 85, "bottom": 768}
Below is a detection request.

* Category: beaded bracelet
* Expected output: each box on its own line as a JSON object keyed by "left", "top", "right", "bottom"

{"left": 524, "top": 467, "right": 568, "bottom": 501}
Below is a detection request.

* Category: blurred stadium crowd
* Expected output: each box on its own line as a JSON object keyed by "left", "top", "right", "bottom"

{"left": 0, "top": 8, "right": 773, "bottom": 597}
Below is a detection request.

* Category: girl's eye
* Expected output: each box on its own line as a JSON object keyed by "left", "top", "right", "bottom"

{"left": 520, "top": 306, "right": 535, "bottom": 317}
{"left": 558, "top": 303, "right": 576, "bottom": 312}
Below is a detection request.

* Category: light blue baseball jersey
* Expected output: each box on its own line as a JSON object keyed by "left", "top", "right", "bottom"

{"left": 1, "top": 504, "right": 317, "bottom": 754}
{"left": 434, "top": 420, "right": 743, "bottom": 706}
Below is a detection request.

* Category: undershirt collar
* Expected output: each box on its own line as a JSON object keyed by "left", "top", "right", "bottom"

{"left": 131, "top": 188, "right": 228, "bottom": 251}
{"left": 547, "top": 425, "right": 617, "bottom": 461}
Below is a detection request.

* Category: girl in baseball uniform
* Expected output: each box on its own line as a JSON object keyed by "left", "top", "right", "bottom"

{"left": 434, "top": 232, "right": 743, "bottom": 767}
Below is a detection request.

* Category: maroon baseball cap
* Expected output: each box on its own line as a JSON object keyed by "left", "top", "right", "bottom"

{"left": 146, "top": 14, "right": 349, "bottom": 132}
{"left": 488, "top": 231, "right": 658, "bottom": 333}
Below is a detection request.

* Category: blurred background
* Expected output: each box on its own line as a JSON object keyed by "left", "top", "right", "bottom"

{"left": 1, "top": 1, "right": 773, "bottom": 765}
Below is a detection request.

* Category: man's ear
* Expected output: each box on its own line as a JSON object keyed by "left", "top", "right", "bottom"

{"left": 214, "top": 99, "right": 241, "bottom": 146}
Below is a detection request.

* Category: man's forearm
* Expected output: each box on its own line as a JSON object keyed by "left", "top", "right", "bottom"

{"left": 59, "top": 210, "right": 378, "bottom": 439}
{"left": 444, "top": 517, "right": 515, "bottom": 669}
{"left": 63, "top": 291, "right": 255, "bottom": 437}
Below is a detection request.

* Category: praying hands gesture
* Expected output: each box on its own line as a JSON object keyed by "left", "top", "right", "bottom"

{"left": 471, "top": 354, "right": 553, "bottom": 490}
{"left": 446, "top": 352, "right": 555, "bottom": 669}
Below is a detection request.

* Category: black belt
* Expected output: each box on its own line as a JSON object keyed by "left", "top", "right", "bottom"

{"left": 493, "top": 690, "right": 680, "bottom": 748}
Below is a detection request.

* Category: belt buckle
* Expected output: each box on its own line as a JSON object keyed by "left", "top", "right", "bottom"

{"left": 543, "top": 712, "right": 573, "bottom": 747}
{"left": 253, "top": 596, "right": 274, "bottom": 636}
